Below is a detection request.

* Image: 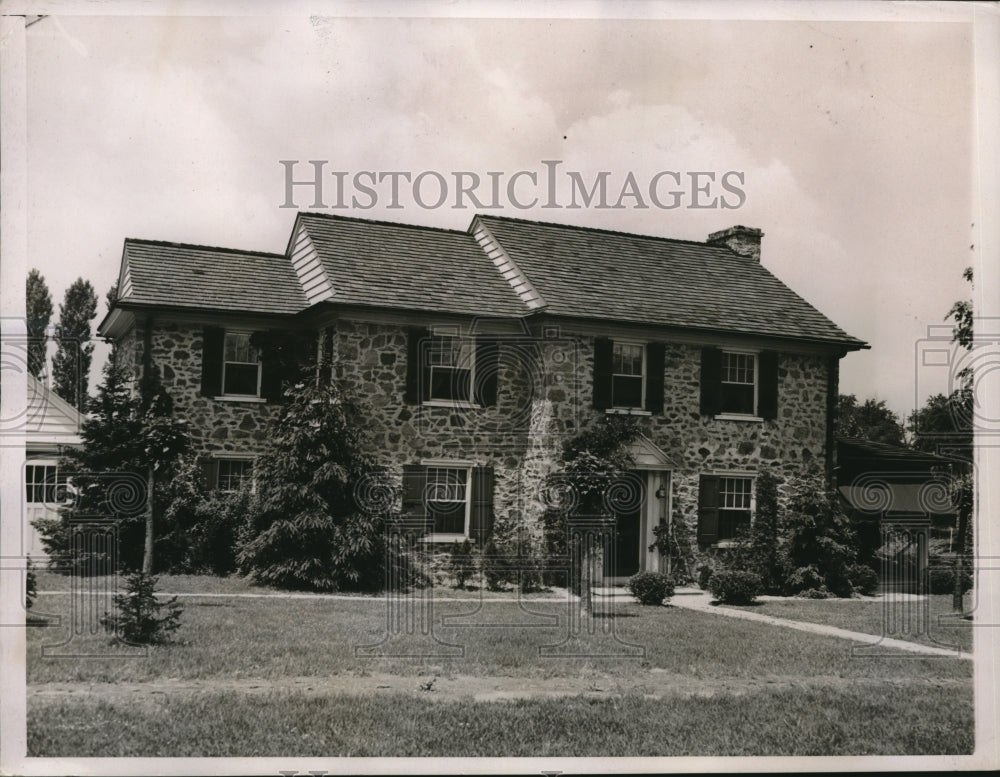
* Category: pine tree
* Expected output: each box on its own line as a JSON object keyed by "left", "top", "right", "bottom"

{"left": 49, "top": 350, "right": 189, "bottom": 574}
{"left": 26, "top": 269, "right": 53, "bottom": 379}
{"left": 52, "top": 278, "right": 98, "bottom": 411}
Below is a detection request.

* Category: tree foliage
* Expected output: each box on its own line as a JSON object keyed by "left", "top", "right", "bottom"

{"left": 38, "top": 351, "right": 189, "bottom": 573}
{"left": 835, "top": 394, "right": 905, "bottom": 446}
{"left": 52, "top": 277, "right": 98, "bottom": 411}
{"left": 26, "top": 269, "right": 53, "bottom": 379}
{"left": 237, "top": 376, "right": 391, "bottom": 591}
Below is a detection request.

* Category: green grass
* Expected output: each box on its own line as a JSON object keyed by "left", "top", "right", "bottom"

{"left": 716, "top": 595, "right": 974, "bottom": 653}
{"left": 25, "top": 574, "right": 974, "bottom": 757}
{"left": 27, "top": 594, "right": 973, "bottom": 684}
{"left": 27, "top": 684, "right": 973, "bottom": 757}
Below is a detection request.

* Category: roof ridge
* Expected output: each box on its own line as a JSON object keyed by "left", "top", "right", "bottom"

{"left": 125, "top": 238, "right": 285, "bottom": 259}
{"left": 473, "top": 213, "right": 727, "bottom": 249}
{"left": 297, "top": 210, "right": 469, "bottom": 236}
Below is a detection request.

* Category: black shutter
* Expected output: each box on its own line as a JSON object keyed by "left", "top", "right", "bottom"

{"left": 404, "top": 328, "right": 428, "bottom": 405}
{"left": 401, "top": 465, "right": 427, "bottom": 520}
{"left": 470, "top": 465, "right": 494, "bottom": 543}
{"left": 474, "top": 338, "right": 499, "bottom": 407}
{"left": 697, "top": 475, "right": 720, "bottom": 545}
{"left": 259, "top": 331, "right": 283, "bottom": 402}
{"left": 201, "top": 327, "right": 225, "bottom": 397}
{"left": 700, "top": 347, "right": 722, "bottom": 416}
{"left": 593, "top": 337, "right": 613, "bottom": 410}
{"left": 645, "top": 343, "right": 665, "bottom": 413}
{"left": 201, "top": 456, "right": 220, "bottom": 491}
{"left": 758, "top": 350, "right": 779, "bottom": 420}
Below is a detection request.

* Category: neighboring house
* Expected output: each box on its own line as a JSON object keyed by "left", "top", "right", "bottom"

{"left": 837, "top": 437, "right": 961, "bottom": 592}
{"left": 23, "top": 373, "right": 83, "bottom": 559}
{"left": 97, "top": 213, "right": 867, "bottom": 581}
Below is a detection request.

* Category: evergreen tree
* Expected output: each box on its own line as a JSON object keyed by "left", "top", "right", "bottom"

{"left": 42, "top": 351, "right": 189, "bottom": 573}
{"left": 52, "top": 278, "right": 98, "bottom": 411}
{"left": 237, "top": 376, "right": 391, "bottom": 591}
{"left": 26, "top": 269, "right": 53, "bottom": 379}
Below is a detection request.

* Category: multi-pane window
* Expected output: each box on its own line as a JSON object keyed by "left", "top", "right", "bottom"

{"left": 427, "top": 336, "right": 473, "bottom": 403}
{"left": 217, "top": 459, "right": 253, "bottom": 492}
{"left": 718, "top": 476, "right": 752, "bottom": 540}
{"left": 25, "top": 464, "right": 62, "bottom": 504}
{"left": 721, "top": 351, "right": 756, "bottom": 415}
{"left": 611, "top": 342, "right": 645, "bottom": 409}
{"left": 426, "top": 466, "right": 470, "bottom": 535}
{"left": 222, "top": 332, "right": 261, "bottom": 396}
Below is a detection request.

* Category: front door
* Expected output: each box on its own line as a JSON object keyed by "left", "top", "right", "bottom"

{"left": 613, "top": 505, "right": 641, "bottom": 578}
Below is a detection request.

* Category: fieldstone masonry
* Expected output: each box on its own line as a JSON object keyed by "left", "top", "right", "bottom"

{"left": 123, "top": 313, "right": 832, "bottom": 563}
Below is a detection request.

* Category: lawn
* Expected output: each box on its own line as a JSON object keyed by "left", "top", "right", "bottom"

{"left": 716, "top": 594, "right": 975, "bottom": 653}
{"left": 24, "top": 573, "right": 974, "bottom": 757}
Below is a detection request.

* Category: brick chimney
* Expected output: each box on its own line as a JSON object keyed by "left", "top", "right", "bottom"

{"left": 707, "top": 225, "right": 764, "bottom": 263}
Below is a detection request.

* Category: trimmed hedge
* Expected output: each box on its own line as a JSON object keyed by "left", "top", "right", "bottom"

{"left": 708, "top": 570, "right": 763, "bottom": 605}
{"left": 626, "top": 572, "right": 675, "bottom": 606}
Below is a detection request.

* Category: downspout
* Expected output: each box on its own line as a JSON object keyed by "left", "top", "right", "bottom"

{"left": 825, "top": 353, "right": 840, "bottom": 489}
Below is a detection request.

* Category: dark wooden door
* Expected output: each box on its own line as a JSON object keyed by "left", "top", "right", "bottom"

{"left": 614, "top": 507, "right": 641, "bottom": 578}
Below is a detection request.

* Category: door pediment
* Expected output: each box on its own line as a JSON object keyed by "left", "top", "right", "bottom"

{"left": 630, "top": 435, "right": 678, "bottom": 470}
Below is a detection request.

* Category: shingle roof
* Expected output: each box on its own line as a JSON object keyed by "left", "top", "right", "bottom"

{"left": 120, "top": 240, "right": 306, "bottom": 315}
{"left": 475, "top": 215, "right": 866, "bottom": 347}
{"left": 111, "top": 213, "right": 865, "bottom": 349}
{"left": 296, "top": 213, "right": 525, "bottom": 317}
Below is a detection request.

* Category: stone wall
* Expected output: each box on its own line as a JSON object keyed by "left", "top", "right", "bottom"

{"left": 131, "top": 315, "right": 832, "bottom": 554}
{"left": 126, "top": 320, "right": 278, "bottom": 457}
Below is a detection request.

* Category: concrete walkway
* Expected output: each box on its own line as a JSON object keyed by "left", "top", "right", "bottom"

{"left": 594, "top": 586, "right": 972, "bottom": 660}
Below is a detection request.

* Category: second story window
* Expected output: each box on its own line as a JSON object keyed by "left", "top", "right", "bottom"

{"left": 222, "top": 331, "right": 261, "bottom": 396}
{"left": 611, "top": 342, "right": 645, "bottom": 409}
{"left": 721, "top": 351, "right": 756, "bottom": 415}
{"left": 427, "top": 335, "right": 474, "bottom": 403}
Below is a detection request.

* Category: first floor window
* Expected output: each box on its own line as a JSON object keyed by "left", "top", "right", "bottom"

{"left": 401, "top": 463, "right": 494, "bottom": 541}
{"left": 223, "top": 331, "right": 261, "bottom": 396}
{"left": 427, "top": 335, "right": 474, "bottom": 402}
{"left": 721, "top": 351, "right": 756, "bottom": 415}
{"left": 718, "top": 476, "right": 752, "bottom": 540}
{"left": 25, "top": 464, "right": 64, "bottom": 504}
{"left": 217, "top": 458, "right": 254, "bottom": 492}
{"left": 611, "top": 342, "right": 645, "bottom": 409}
{"left": 425, "top": 466, "right": 470, "bottom": 535}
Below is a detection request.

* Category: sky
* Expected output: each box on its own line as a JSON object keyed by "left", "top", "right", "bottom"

{"left": 21, "top": 4, "right": 980, "bottom": 424}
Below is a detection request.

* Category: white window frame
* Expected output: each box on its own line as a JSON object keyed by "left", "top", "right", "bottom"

{"left": 610, "top": 340, "right": 646, "bottom": 411}
{"left": 220, "top": 330, "right": 263, "bottom": 399}
{"left": 424, "top": 333, "right": 477, "bottom": 408}
{"left": 214, "top": 454, "right": 257, "bottom": 493}
{"left": 420, "top": 459, "right": 472, "bottom": 542}
{"left": 718, "top": 349, "right": 760, "bottom": 419}
{"left": 25, "top": 463, "right": 61, "bottom": 505}
{"left": 716, "top": 474, "right": 755, "bottom": 545}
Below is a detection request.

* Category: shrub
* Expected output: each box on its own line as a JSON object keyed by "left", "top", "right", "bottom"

{"left": 928, "top": 566, "right": 973, "bottom": 595}
{"left": 481, "top": 539, "right": 511, "bottom": 591}
{"left": 448, "top": 540, "right": 476, "bottom": 589}
{"left": 25, "top": 558, "right": 37, "bottom": 610}
{"left": 626, "top": 572, "right": 675, "bottom": 605}
{"left": 848, "top": 563, "right": 879, "bottom": 596}
{"left": 796, "top": 586, "right": 832, "bottom": 599}
{"left": 697, "top": 563, "right": 714, "bottom": 591}
{"left": 784, "top": 565, "right": 824, "bottom": 594}
{"left": 102, "top": 572, "right": 182, "bottom": 644}
{"left": 708, "top": 570, "right": 762, "bottom": 605}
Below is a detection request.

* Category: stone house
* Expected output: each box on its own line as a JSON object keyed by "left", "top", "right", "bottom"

{"left": 97, "top": 213, "right": 867, "bottom": 581}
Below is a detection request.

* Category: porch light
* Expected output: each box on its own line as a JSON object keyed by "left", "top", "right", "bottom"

{"left": 655, "top": 485, "right": 667, "bottom": 499}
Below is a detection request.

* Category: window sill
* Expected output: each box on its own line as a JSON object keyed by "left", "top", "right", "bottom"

{"left": 422, "top": 400, "right": 482, "bottom": 410}
{"left": 214, "top": 395, "right": 267, "bottom": 403}
{"left": 605, "top": 408, "right": 652, "bottom": 416}
{"left": 714, "top": 413, "right": 764, "bottom": 423}
{"left": 420, "top": 533, "right": 469, "bottom": 544}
